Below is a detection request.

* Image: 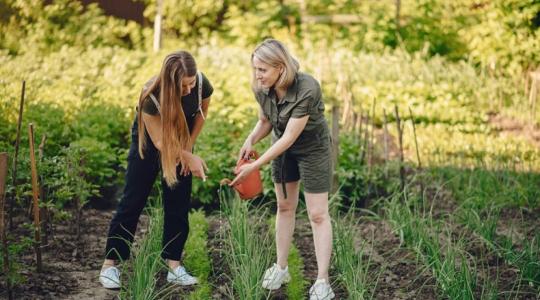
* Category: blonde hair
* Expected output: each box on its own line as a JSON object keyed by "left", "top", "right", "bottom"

{"left": 137, "top": 51, "right": 196, "bottom": 187}
{"left": 251, "top": 39, "right": 299, "bottom": 92}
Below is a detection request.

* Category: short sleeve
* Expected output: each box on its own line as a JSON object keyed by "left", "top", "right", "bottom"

{"left": 139, "top": 77, "right": 159, "bottom": 115}
{"left": 201, "top": 73, "right": 214, "bottom": 99}
{"left": 141, "top": 96, "right": 159, "bottom": 115}
{"left": 290, "top": 91, "right": 312, "bottom": 118}
{"left": 254, "top": 92, "right": 271, "bottom": 119}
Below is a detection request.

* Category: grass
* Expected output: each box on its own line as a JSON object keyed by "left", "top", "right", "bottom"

{"left": 117, "top": 196, "right": 213, "bottom": 299}
{"left": 332, "top": 212, "right": 381, "bottom": 300}
{"left": 384, "top": 188, "right": 480, "bottom": 299}
{"left": 434, "top": 165, "right": 540, "bottom": 293}
{"left": 219, "top": 186, "right": 273, "bottom": 299}
{"left": 183, "top": 209, "right": 213, "bottom": 300}
{"left": 265, "top": 215, "right": 308, "bottom": 300}
{"left": 285, "top": 245, "right": 308, "bottom": 300}
{"left": 118, "top": 204, "right": 172, "bottom": 300}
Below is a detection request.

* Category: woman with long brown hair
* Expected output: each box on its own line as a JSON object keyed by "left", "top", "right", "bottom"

{"left": 99, "top": 50, "right": 213, "bottom": 289}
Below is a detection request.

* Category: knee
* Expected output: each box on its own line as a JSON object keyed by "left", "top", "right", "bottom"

{"left": 307, "top": 209, "right": 329, "bottom": 225}
{"left": 277, "top": 201, "right": 297, "bottom": 216}
{"left": 112, "top": 205, "right": 143, "bottom": 223}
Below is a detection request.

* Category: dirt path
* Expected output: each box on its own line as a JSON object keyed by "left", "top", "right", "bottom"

{"left": 489, "top": 112, "right": 540, "bottom": 148}
{"left": 294, "top": 217, "right": 349, "bottom": 299}
{"left": 1, "top": 208, "right": 151, "bottom": 300}
{"left": 357, "top": 219, "right": 438, "bottom": 299}
{"left": 207, "top": 216, "right": 231, "bottom": 299}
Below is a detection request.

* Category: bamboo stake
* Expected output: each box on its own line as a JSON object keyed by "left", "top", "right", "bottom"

{"left": 395, "top": 0, "right": 401, "bottom": 33}
{"left": 38, "top": 135, "right": 48, "bottom": 245}
{"left": 357, "top": 104, "right": 364, "bottom": 143}
{"left": 529, "top": 72, "right": 539, "bottom": 122}
{"left": 153, "top": 0, "right": 163, "bottom": 52}
{"left": 383, "top": 109, "right": 390, "bottom": 162}
{"left": 394, "top": 106, "right": 405, "bottom": 192}
{"left": 408, "top": 107, "right": 422, "bottom": 169}
{"left": 9, "top": 80, "right": 25, "bottom": 230}
{"left": 1, "top": 152, "right": 14, "bottom": 299}
{"left": 368, "top": 98, "right": 377, "bottom": 172}
{"left": 28, "top": 123, "right": 42, "bottom": 272}
{"left": 383, "top": 109, "right": 390, "bottom": 180}
{"left": 409, "top": 107, "right": 424, "bottom": 194}
{"left": 352, "top": 112, "right": 358, "bottom": 142}
{"left": 360, "top": 113, "right": 369, "bottom": 165}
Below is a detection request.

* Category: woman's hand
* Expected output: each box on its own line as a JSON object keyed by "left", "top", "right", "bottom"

{"left": 180, "top": 147, "right": 193, "bottom": 176}
{"left": 229, "top": 163, "right": 258, "bottom": 186}
{"left": 238, "top": 139, "right": 253, "bottom": 161}
{"left": 185, "top": 152, "right": 208, "bottom": 181}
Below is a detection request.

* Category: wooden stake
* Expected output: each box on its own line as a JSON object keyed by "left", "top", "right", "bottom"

{"left": 383, "top": 109, "right": 390, "bottom": 163}
{"left": 368, "top": 98, "right": 377, "bottom": 172}
{"left": 383, "top": 109, "right": 390, "bottom": 180}
{"left": 1, "top": 152, "right": 14, "bottom": 299}
{"left": 352, "top": 112, "right": 358, "bottom": 142}
{"left": 408, "top": 107, "right": 422, "bottom": 169}
{"left": 9, "top": 80, "right": 25, "bottom": 230}
{"left": 153, "top": 0, "right": 163, "bottom": 52}
{"left": 529, "top": 72, "right": 539, "bottom": 122}
{"left": 38, "top": 134, "right": 48, "bottom": 245}
{"left": 360, "top": 112, "right": 370, "bottom": 165}
{"left": 357, "top": 104, "right": 364, "bottom": 144}
{"left": 395, "top": 0, "right": 401, "bottom": 33}
{"left": 28, "top": 123, "right": 42, "bottom": 272}
{"left": 394, "top": 106, "right": 405, "bottom": 192}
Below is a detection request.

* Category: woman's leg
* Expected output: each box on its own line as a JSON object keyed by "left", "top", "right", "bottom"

{"left": 304, "top": 192, "right": 332, "bottom": 281}
{"left": 103, "top": 151, "right": 159, "bottom": 266}
{"left": 161, "top": 170, "right": 192, "bottom": 269}
{"left": 275, "top": 181, "right": 300, "bottom": 268}
{"left": 103, "top": 121, "right": 160, "bottom": 267}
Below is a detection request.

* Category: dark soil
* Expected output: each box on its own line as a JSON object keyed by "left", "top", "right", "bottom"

{"left": 1, "top": 208, "right": 122, "bottom": 299}
{"left": 355, "top": 219, "right": 438, "bottom": 300}
{"left": 207, "top": 216, "right": 233, "bottom": 299}
{"left": 2, "top": 187, "right": 538, "bottom": 299}
{"left": 294, "top": 217, "right": 348, "bottom": 299}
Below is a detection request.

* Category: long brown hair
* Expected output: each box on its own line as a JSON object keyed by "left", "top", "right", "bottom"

{"left": 137, "top": 51, "right": 197, "bottom": 187}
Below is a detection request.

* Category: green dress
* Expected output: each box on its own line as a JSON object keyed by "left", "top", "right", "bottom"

{"left": 255, "top": 72, "right": 332, "bottom": 195}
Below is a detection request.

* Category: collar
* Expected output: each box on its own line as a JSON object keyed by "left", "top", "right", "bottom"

{"left": 261, "top": 73, "right": 299, "bottom": 103}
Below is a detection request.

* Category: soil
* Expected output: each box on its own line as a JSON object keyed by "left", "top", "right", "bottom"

{"left": 353, "top": 218, "right": 438, "bottom": 300}
{"left": 294, "top": 217, "right": 348, "bottom": 299}
{"left": 488, "top": 112, "right": 540, "bottom": 148}
{"left": 0, "top": 208, "right": 151, "bottom": 300}
{"left": 207, "top": 216, "right": 232, "bottom": 299}
{"left": 2, "top": 185, "right": 539, "bottom": 299}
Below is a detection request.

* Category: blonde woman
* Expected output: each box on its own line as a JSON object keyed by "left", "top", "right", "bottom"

{"left": 99, "top": 51, "right": 213, "bottom": 289}
{"left": 231, "top": 39, "right": 334, "bottom": 299}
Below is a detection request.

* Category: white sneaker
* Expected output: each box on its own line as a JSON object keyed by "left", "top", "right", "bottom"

{"left": 99, "top": 266, "right": 121, "bottom": 289}
{"left": 309, "top": 279, "right": 335, "bottom": 300}
{"left": 262, "top": 263, "right": 291, "bottom": 290}
{"left": 167, "top": 266, "right": 198, "bottom": 286}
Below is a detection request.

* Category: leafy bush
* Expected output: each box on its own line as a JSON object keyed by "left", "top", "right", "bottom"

{"left": 0, "top": 0, "right": 147, "bottom": 55}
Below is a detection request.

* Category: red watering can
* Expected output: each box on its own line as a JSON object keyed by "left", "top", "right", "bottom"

{"left": 232, "top": 151, "right": 263, "bottom": 200}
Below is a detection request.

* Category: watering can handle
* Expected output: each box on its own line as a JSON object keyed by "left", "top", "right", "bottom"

{"left": 236, "top": 151, "right": 259, "bottom": 166}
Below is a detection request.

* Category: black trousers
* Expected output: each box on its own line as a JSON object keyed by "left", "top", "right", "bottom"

{"left": 105, "top": 118, "right": 192, "bottom": 261}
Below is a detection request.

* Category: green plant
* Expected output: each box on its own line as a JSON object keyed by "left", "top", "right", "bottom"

{"left": 219, "top": 186, "right": 273, "bottom": 299}
{"left": 183, "top": 209, "right": 212, "bottom": 300}
{"left": 118, "top": 200, "right": 173, "bottom": 299}
{"left": 333, "top": 213, "right": 381, "bottom": 300}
